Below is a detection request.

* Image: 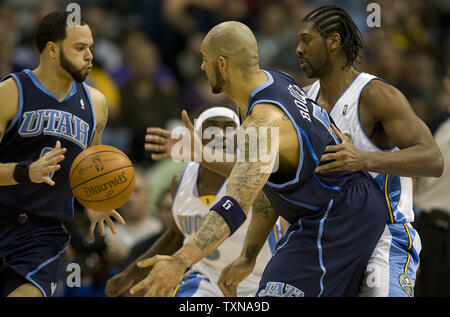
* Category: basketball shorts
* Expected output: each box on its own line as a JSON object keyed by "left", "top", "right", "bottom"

{"left": 359, "top": 222, "right": 421, "bottom": 297}
{"left": 0, "top": 211, "right": 70, "bottom": 297}
{"left": 170, "top": 268, "right": 260, "bottom": 297}
{"left": 257, "top": 178, "right": 388, "bottom": 297}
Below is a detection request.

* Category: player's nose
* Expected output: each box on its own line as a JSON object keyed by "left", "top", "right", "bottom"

{"left": 296, "top": 45, "right": 304, "bottom": 57}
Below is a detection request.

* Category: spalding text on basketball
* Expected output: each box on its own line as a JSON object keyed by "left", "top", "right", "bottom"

{"left": 83, "top": 171, "right": 128, "bottom": 197}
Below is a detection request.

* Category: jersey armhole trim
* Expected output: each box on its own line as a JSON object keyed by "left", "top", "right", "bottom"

{"left": 82, "top": 83, "right": 97, "bottom": 146}
{"left": 248, "top": 99, "right": 304, "bottom": 189}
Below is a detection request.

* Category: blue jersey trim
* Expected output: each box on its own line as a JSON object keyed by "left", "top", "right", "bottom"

{"left": 248, "top": 99, "right": 304, "bottom": 189}
{"left": 317, "top": 199, "right": 333, "bottom": 297}
{"left": 23, "top": 69, "right": 77, "bottom": 103}
{"left": 267, "top": 224, "right": 280, "bottom": 255}
{"left": 82, "top": 83, "right": 97, "bottom": 146}
{"left": 25, "top": 238, "right": 71, "bottom": 297}
{"left": 247, "top": 70, "right": 274, "bottom": 115}
{"left": 313, "top": 172, "right": 342, "bottom": 192}
{"left": 279, "top": 193, "right": 320, "bottom": 211}
{"left": 2, "top": 74, "right": 24, "bottom": 134}
{"left": 274, "top": 218, "right": 302, "bottom": 256}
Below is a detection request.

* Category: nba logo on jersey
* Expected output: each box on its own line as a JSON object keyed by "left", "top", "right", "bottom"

{"left": 80, "top": 98, "right": 85, "bottom": 110}
{"left": 342, "top": 104, "right": 348, "bottom": 116}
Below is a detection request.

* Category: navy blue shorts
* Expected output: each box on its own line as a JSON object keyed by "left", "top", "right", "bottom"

{"left": 0, "top": 211, "right": 70, "bottom": 297}
{"left": 257, "top": 179, "right": 388, "bottom": 297}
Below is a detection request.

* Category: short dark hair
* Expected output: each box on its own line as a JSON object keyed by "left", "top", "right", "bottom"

{"left": 34, "top": 11, "right": 87, "bottom": 53}
{"left": 303, "top": 5, "right": 365, "bottom": 68}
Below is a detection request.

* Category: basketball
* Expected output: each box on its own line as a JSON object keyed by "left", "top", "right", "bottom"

{"left": 69, "top": 145, "right": 135, "bottom": 211}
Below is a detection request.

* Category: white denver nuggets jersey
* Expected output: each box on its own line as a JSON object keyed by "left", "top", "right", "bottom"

{"left": 172, "top": 163, "right": 279, "bottom": 296}
{"left": 306, "top": 73, "right": 414, "bottom": 223}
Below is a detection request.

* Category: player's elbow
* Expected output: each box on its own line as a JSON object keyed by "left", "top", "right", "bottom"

{"left": 429, "top": 146, "right": 444, "bottom": 177}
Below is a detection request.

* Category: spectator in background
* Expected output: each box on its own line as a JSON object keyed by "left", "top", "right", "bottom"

{"left": 0, "top": 1, "right": 20, "bottom": 77}
{"left": 255, "top": 3, "right": 297, "bottom": 69}
{"left": 123, "top": 188, "right": 174, "bottom": 269}
{"left": 414, "top": 67, "right": 450, "bottom": 296}
{"left": 116, "top": 31, "right": 180, "bottom": 163}
{"left": 84, "top": 5, "right": 123, "bottom": 75}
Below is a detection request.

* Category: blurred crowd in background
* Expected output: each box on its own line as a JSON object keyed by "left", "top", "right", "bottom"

{"left": 0, "top": 0, "right": 449, "bottom": 297}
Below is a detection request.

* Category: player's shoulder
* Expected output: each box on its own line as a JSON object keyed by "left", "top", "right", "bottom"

{"left": 84, "top": 84, "right": 107, "bottom": 106}
{"left": 0, "top": 77, "right": 19, "bottom": 121}
{"left": 0, "top": 76, "right": 19, "bottom": 94}
{"left": 362, "top": 78, "right": 405, "bottom": 103}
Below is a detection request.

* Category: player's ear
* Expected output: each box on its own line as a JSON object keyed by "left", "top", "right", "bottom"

{"left": 217, "top": 55, "right": 228, "bottom": 73}
{"left": 327, "top": 32, "right": 341, "bottom": 52}
{"left": 45, "top": 41, "right": 59, "bottom": 59}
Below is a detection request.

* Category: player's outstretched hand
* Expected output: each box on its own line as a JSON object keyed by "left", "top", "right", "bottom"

{"left": 218, "top": 256, "right": 255, "bottom": 297}
{"left": 315, "top": 123, "right": 366, "bottom": 173}
{"left": 28, "top": 140, "right": 66, "bottom": 186}
{"left": 144, "top": 110, "right": 201, "bottom": 162}
{"left": 105, "top": 272, "right": 134, "bottom": 297}
{"left": 129, "top": 255, "right": 186, "bottom": 297}
{"left": 86, "top": 208, "right": 125, "bottom": 237}
{"left": 105, "top": 262, "right": 154, "bottom": 297}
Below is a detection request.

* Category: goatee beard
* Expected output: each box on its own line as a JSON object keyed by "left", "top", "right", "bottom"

{"left": 60, "top": 48, "right": 87, "bottom": 83}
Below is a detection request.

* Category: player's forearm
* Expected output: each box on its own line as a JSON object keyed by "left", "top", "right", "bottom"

{"left": 0, "top": 162, "right": 19, "bottom": 186}
{"left": 363, "top": 144, "right": 444, "bottom": 177}
{"left": 240, "top": 192, "right": 278, "bottom": 263}
{"left": 172, "top": 210, "right": 231, "bottom": 269}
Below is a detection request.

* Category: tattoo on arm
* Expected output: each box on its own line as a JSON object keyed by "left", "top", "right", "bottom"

{"left": 241, "top": 191, "right": 278, "bottom": 261}
{"left": 192, "top": 211, "right": 230, "bottom": 251}
{"left": 172, "top": 253, "right": 189, "bottom": 270}
{"left": 227, "top": 115, "right": 278, "bottom": 212}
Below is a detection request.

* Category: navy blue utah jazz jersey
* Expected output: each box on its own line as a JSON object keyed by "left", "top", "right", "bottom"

{"left": 248, "top": 70, "right": 370, "bottom": 223}
{"left": 0, "top": 69, "right": 96, "bottom": 220}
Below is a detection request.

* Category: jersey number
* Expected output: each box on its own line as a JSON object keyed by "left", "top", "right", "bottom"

{"left": 312, "top": 103, "right": 340, "bottom": 144}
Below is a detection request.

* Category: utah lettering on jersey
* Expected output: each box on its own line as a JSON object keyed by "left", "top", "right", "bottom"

{"left": 18, "top": 109, "right": 90, "bottom": 149}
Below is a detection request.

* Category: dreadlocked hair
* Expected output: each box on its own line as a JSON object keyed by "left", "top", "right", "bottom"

{"left": 303, "top": 5, "right": 365, "bottom": 68}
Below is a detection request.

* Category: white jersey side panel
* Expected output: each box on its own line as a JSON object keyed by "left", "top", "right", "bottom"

{"left": 171, "top": 163, "right": 279, "bottom": 296}
{"left": 306, "top": 73, "right": 414, "bottom": 223}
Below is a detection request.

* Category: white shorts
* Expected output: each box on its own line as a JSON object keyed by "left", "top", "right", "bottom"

{"left": 359, "top": 223, "right": 421, "bottom": 297}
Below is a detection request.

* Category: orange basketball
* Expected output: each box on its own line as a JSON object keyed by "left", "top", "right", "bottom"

{"left": 69, "top": 145, "right": 135, "bottom": 211}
